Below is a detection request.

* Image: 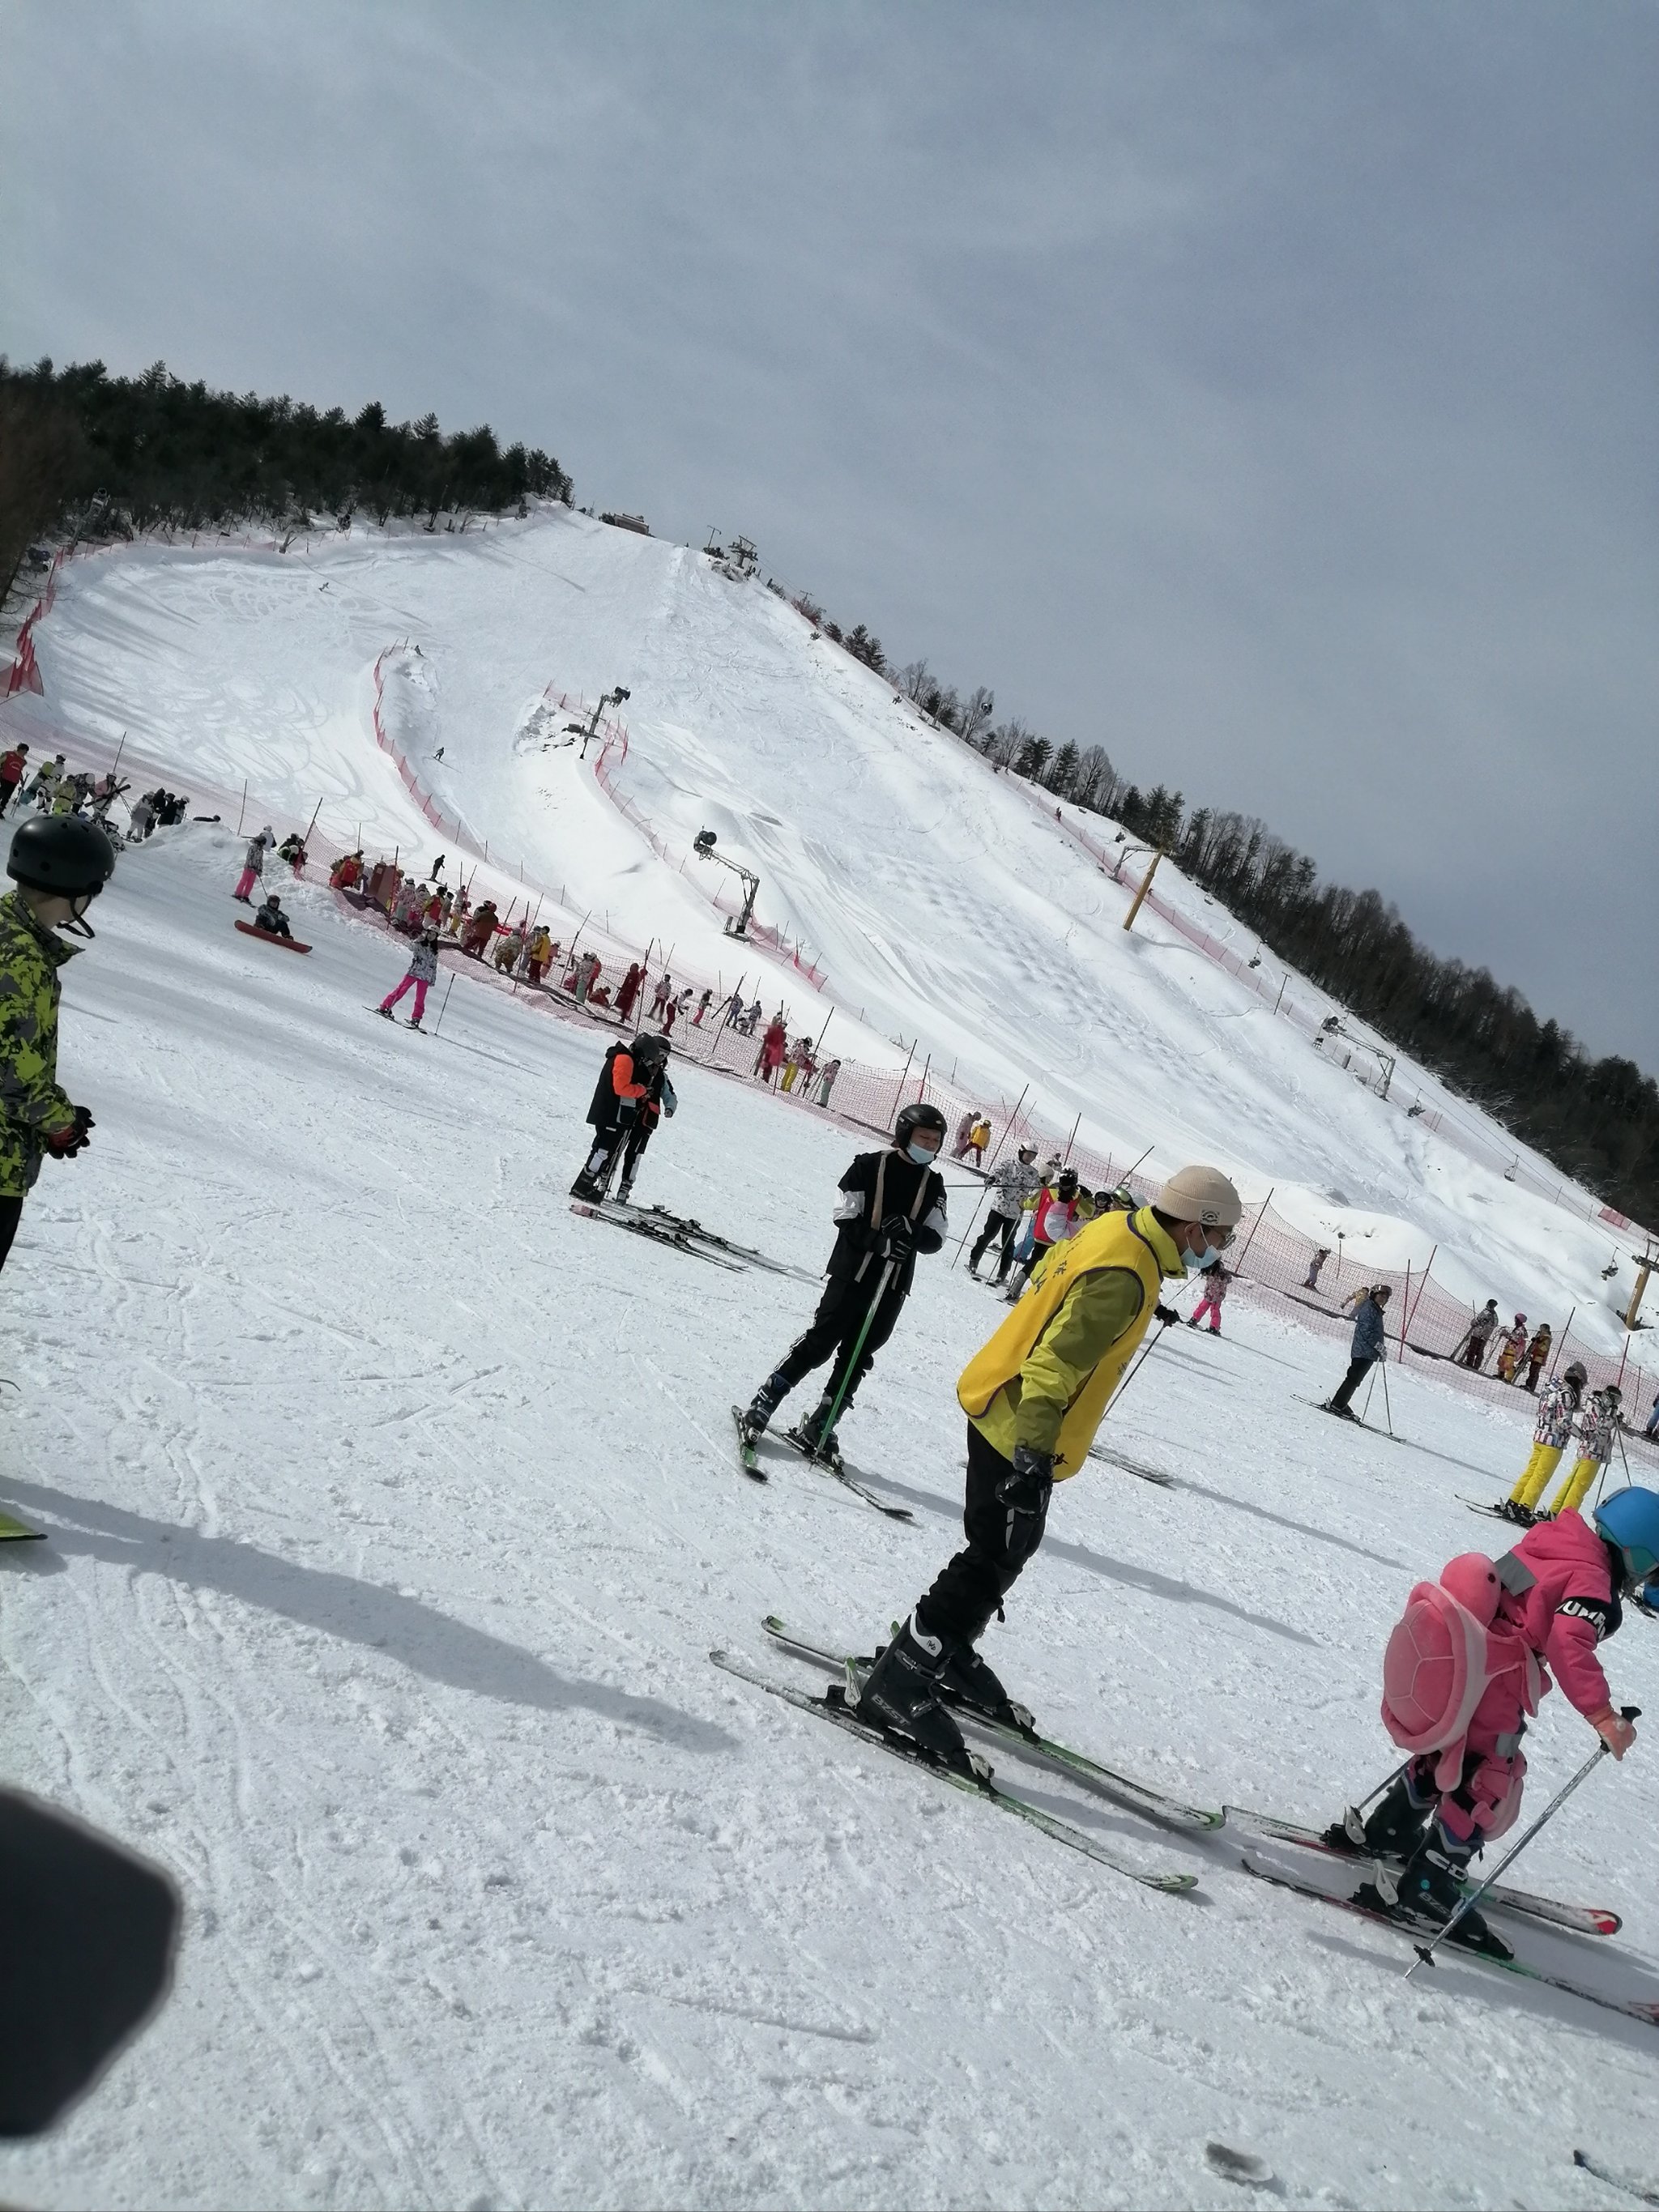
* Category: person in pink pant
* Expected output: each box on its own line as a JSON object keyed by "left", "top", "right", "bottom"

{"left": 1337, "top": 1500, "right": 1644, "bottom": 1956}
{"left": 233, "top": 826, "right": 275, "bottom": 903}
{"left": 1188, "top": 1263, "right": 1230, "bottom": 1333}
{"left": 377, "top": 931, "right": 440, "bottom": 1029}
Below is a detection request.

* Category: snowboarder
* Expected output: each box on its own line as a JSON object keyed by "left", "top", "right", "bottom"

{"left": 1522, "top": 1323, "right": 1553, "bottom": 1393}
{"left": 736, "top": 1101, "right": 949, "bottom": 1467}
{"left": 1337, "top": 1490, "right": 1649, "bottom": 1958}
{"left": 1537, "top": 1386, "right": 1621, "bottom": 1520}
{"left": 968, "top": 1141, "right": 1041, "bottom": 1281}
{"left": 0, "top": 815, "right": 116, "bottom": 1276}
{"left": 571, "top": 1034, "right": 669, "bottom": 1201}
{"left": 377, "top": 928, "right": 440, "bottom": 1027}
{"left": 1188, "top": 1261, "right": 1230, "bottom": 1334}
{"left": 616, "top": 1044, "right": 676, "bottom": 1202}
{"left": 1494, "top": 1314, "right": 1529, "bottom": 1384}
{"left": 251, "top": 893, "right": 292, "bottom": 940}
{"left": 1455, "top": 1299, "right": 1500, "bottom": 1371}
{"left": 232, "top": 826, "right": 275, "bottom": 904}
{"left": 1321, "top": 1285, "right": 1392, "bottom": 1418}
{"left": 853, "top": 1165, "right": 1235, "bottom": 1761}
{"left": 1499, "top": 1361, "right": 1588, "bottom": 1524}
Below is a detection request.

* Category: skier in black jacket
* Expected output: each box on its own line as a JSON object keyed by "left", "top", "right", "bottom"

{"left": 571, "top": 1034, "right": 668, "bottom": 1200}
{"left": 738, "top": 1101, "right": 949, "bottom": 1468}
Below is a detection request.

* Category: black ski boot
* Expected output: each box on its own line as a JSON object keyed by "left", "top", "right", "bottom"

{"left": 570, "top": 1174, "right": 603, "bottom": 1201}
{"left": 1321, "top": 1769, "right": 1432, "bottom": 1857}
{"left": 1365, "top": 1834, "right": 1512, "bottom": 1960}
{"left": 855, "top": 1614, "right": 974, "bottom": 1770}
{"left": 739, "top": 1371, "right": 790, "bottom": 1447}
{"left": 795, "top": 1397, "right": 844, "bottom": 1473}
{"left": 936, "top": 1641, "right": 1036, "bottom": 1733}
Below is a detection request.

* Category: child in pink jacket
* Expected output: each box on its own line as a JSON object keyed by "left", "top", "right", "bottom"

{"left": 1335, "top": 1494, "right": 1647, "bottom": 1956}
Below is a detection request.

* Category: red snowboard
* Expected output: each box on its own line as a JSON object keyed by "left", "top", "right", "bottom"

{"left": 235, "top": 918, "right": 312, "bottom": 954}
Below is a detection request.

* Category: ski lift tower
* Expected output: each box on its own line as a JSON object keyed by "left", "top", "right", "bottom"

{"left": 730, "top": 535, "right": 758, "bottom": 578}
{"left": 693, "top": 828, "right": 760, "bottom": 939}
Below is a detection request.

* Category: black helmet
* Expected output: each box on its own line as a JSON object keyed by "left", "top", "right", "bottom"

{"left": 631, "top": 1032, "right": 670, "bottom": 1064}
{"left": 894, "top": 1100, "right": 947, "bottom": 1149}
{"left": 1564, "top": 1361, "right": 1588, "bottom": 1388}
{"left": 1056, "top": 1168, "right": 1080, "bottom": 1199}
{"left": 7, "top": 814, "right": 117, "bottom": 897}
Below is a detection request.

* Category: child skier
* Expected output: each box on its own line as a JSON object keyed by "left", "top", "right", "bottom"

{"left": 232, "top": 827, "right": 275, "bottom": 903}
{"left": 1499, "top": 1360, "right": 1588, "bottom": 1524}
{"left": 615, "top": 1046, "right": 676, "bottom": 1203}
{"left": 1494, "top": 1313, "right": 1529, "bottom": 1384}
{"left": 1537, "top": 1385, "right": 1621, "bottom": 1520}
{"left": 1188, "top": 1261, "right": 1230, "bottom": 1334}
{"left": 377, "top": 929, "right": 440, "bottom": 1028}
{"left": 1333, "top": 1490, "right": 1650, "bottom": 1958}
{"left": 737, "top": 1102, "right": 949, "bottom": 1468}
{"left": 571, "top": 1034, "right": 669, "bottom": 1200}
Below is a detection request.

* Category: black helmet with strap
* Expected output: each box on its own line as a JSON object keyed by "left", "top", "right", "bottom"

{"left": 7, "top": 815, "right": 117, "bottom": 898}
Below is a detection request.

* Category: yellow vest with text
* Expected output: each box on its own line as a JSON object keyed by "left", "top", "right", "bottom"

{"left": 957, "top": 1207, "right": 1176, "bottom": 1477}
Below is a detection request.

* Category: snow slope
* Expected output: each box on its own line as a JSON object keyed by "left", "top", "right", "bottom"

{"left": 4, "top": 824, "right": 1659, "bottom": 2211}
{"left": 12, "top": 513, "right": 1640, "bottom": 1350}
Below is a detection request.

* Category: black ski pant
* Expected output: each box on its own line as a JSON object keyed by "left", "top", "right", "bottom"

{"left": 618, "top": 1120, "right": 654, "bottom": 1188}
{"left": 916, "top": 1422, "right": 1049, "bottom": 1648}
{"left": 970, "top": 1209, "right": 1018, "bottom": 1278}
{"left": 770, "top": 1270, "right": 906, "bottom": 1418}
{"left": 1328, "top": 1354, "right": 1377, "bottom": 1413}
{"left": 0, "top": 1196, "right": 22, "bottom": 1275}
{"left": 577, "top": 1114, "right": 633, "bottom": 1191}
{"left": 0, "top": 782, "right": 17, "bottom": 818}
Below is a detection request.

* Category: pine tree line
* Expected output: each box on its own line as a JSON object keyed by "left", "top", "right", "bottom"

{"left": 0, "top": 356, "right": 573, "bottom": 609}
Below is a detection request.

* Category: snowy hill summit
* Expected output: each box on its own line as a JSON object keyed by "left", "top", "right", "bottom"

{"left": 13, "top": 506, "right": 1641, "bottom": 1346}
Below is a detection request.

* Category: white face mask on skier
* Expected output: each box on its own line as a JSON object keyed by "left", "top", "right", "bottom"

{"left": 1180, "top": 1227, "right": 1231, "bottom": 1272}
{"left": 906, "top": 1140, "right": 936, "bottom": 1166}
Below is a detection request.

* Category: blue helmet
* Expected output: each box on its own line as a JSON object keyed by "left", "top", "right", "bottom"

{"left": 1593, "top": 1487, "right": 1659, "bottom": 1588}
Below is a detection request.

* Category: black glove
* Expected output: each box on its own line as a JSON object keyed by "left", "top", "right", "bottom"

{"left": 881, "top": 1214, "right": 917, "bottom": 1261}
{"left": 1155, "top": 1302, "right": 1180, "bottom": 1327}
{"left": 45, "top": 1107, "right": 94, "bottom": 1159}
{"left": 996, "top": 1443, "right": 1055, "bottom": 1515}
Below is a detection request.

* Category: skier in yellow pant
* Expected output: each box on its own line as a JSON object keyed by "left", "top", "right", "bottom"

{"left": 1500, "top": 1360, "right": 1587, "bottom": 1525}
{"left": 1541, "top": 1385, "right": 1621, "bottom": 1518}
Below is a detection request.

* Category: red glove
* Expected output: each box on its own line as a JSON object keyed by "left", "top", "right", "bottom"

{"left": 1589, "top": 1707, "right": 1637, "bottom": 1761}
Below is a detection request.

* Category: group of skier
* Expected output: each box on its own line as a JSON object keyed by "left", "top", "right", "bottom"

{"left": 561, "top": 1023, "right": 1657, "bottom": 1965}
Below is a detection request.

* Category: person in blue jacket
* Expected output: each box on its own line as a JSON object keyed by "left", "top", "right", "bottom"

{"left": 1322, "top": 1284, "right": 1392, "bottom": 1420}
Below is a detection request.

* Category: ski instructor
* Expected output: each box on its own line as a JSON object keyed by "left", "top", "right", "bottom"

{"left": 0, "top": 815, "right": 117, "bottom": 1276}
{"left": 737, "top": 1101, "right": 949, "bottom": 1469}
{"left": 856, "top": 1162, "right": 1243, "bottom": 1765}
{"left": 570, "top": 1033, "right": 671, "bottom": 1201}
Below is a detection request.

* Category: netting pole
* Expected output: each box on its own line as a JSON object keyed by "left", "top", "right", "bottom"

{"left": 1230, "top": 1184, "right": 1274, "bottom": 1277}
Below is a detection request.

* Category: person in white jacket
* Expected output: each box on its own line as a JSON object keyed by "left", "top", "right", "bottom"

{"left": 377, "top": 930, "right": 441, "bottom": 1028}
{"left": 232, "top": 827, "right": 275, "bottom": 904}
{"left": 968, "top": 1144, "right": 1041, "bottom": 1283}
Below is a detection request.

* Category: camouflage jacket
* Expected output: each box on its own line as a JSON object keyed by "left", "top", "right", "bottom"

{"left": 0, "top": 891, "right": 79, "bottom": 1196}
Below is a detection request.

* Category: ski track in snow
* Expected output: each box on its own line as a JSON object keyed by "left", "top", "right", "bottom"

{"left": 0, "top": 529, "right": 1654, "bottom": 2208}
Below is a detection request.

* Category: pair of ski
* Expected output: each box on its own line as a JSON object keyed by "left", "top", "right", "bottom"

{"left": 570, "top": 1196, "right": 810, "bottom": 1281}
{"left": 713, "top": 1623, "right": 1206, "bottom": 1894}
{"left": 731, "top": 1409, "right": 912, "bottom": 1520}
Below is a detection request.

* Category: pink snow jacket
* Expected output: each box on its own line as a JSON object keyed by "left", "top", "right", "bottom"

{"left": 1497, "top": 1510, "right": 1618, "bottom": 1724}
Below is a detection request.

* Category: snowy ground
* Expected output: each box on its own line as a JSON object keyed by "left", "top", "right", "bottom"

{"left": 5, "top": 825, "right": 1659, "bottom": 2210}
{"left": 11, "top": 514, "right": 1642, "bottom": 1348}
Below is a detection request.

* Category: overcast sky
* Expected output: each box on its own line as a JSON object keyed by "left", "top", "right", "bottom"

{"left": 3, "top": 1, "right": 1653, "bottom": 1068}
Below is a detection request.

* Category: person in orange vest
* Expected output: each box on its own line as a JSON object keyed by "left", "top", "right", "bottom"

{"left": 0, "top": 743, "right": 29, "bottom": 816}
{"left": 855, "top": 1164, "right": 1240, "bottom": 1761}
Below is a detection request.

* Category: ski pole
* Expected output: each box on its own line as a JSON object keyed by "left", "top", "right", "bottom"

{"left": 1361, "top": 1367, "right": 1377, "bottom": 1421}
{"left": 1404, "top": 1707, "right": 1639, "bottom": 1977}
{"left": 1096, "top": 1315, "right": 1172, "bottom": 1428}
{"left": 806, "top": 1255, "right": 899, "bottom": 1463}
{"left": 1380, "top": 1356, "right": 1395, "bottom": 1438}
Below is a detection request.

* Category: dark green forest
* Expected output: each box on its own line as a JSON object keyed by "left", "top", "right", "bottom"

{"left": 0, "top": 356, "right": 571, "bottom": 608}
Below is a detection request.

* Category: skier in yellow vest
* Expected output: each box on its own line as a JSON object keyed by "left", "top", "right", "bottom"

{"left": 856, "top": 1163, "right": 1243, "bottom": 1764}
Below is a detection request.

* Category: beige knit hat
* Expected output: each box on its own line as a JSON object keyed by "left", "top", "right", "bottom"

{"left": 1154, "top": 1164, "right": 1243, "bottom": 1228}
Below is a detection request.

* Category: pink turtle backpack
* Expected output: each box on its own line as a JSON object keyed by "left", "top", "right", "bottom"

{"left": 1380, "top": 1554, "right": 1503, "bottom": 1788}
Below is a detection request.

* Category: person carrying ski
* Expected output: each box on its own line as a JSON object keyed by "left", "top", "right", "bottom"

{"left": 854, "top": 1164, "right": 1236, "bottom": 1761}
{"left": 1456, "top": 1298, "right": 1500, "bottom": 1371}
{"left": 616, "top": 1045, "right": 676, "bottom": 1203}
{"left": 251, "top": 893, "right": 292, "bottom": 940}
{"left": 737, "top": 1101, "right": 949, "bottom": 1468}
{"left": 377, "top": 928, "right": 440, "bottom": 1027}
{"left": 968, "top": 1141, "right": 1041, "bottom": 1282}
{"left": 0, "top": 816, "right": 115, "bottom": 1276}
{"left": 1188, "top": 1261, "right": 1230, "bottom": 1334}
{"left": 1321, "top": 1285, "right": 1392, "bottom": 1419}
{"left": 1537, "top": 1386, "right": 1622, "bottom": 1520}
{"left": 1523, "top": 1323, "right": 1552, "bottom": 1393}
{"left": 1499, "top": 1361, "right": 1588, "bottom": 1524}
{"left": 232, "top": 827, "right": 275, "bottom": 904}
{"left": 1335, "top": 1489, "right": 1651, "bottom": 1958}
{"left": 571, "top": 1034, "right": 668, "bottom": 1200}
{"left": 1494, "top": 1314, "right": 1529, "bottom": 1385}
{"left": 0, "top": 744, "right": 28, "bottom": 816}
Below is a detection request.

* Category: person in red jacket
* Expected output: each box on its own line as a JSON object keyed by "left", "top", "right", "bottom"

{"left": 1336, "top": 1490, "right": 1648, "bottom": 1956}
{"left": 0, "top": 744, "right": 29, "bottom": 816}
{"left": 754, "top": 1015, "right": 787, "bottom": 1085}
{"left": 570, "top": 1034, "right": 668, "bottom": 1200}
{"left": 615, "top": 961, "right": 644, "bottom": 1022}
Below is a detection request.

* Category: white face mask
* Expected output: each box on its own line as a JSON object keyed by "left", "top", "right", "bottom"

{"left": 906, "top": 1141, "right": 937, "bottom": 1166}
{"left": 1181, "top": 1236, "right": 1224, "bottom": 1272}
